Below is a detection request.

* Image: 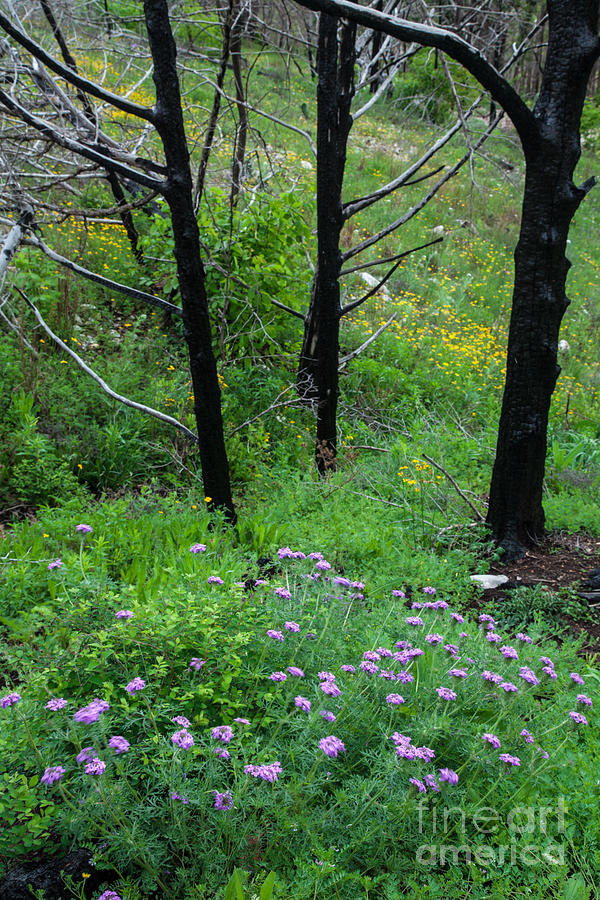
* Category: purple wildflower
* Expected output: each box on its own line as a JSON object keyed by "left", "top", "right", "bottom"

{"left": 306, "top": 632, "right": 317, "bottom": 640}
{"left": 423, "top": 586, "right": 436, "bottom": 595}
{"left": 315, "top": 560, "right": 331, "bottom": 570}
{"left": 73, "top": 698, "right": 109, "bottom": 723}
{"left": 569, "top": 711, "right": 588, "bottom": 725}
{"left": 213, "top": 790, "right": 233, "bottom": 810}
{"left": 426, "top": 634, "right": 443, "bottom": 645}
{"left": 500, "top": 682, "right": 518, "bottom": 693}
{"left": 577, "top": 694, "right": 593, "bottom": 706}
{"left": 75, "top": 523, "right": 93, "bottom": 533}
{"left": 320, "top": 681, "right": 341, "bottom": 697}
{"left": 125, "top": 677, "right": 145, "bottom": 695}
{"left": 244, "top": 761, "right": 282, "bottom": 782}
{"left": 189, "top": 543, "right": 207, "bottom": 553}
{"left": 450, "top": 612, "right": 465, "bottom": 623}
{"left": 481, "top": 670, "right": 503, "bottom": 684}
{"left": 115, "top": 609, "right": 133, "bottom": 619}
{"left": 318, "top": 671, "right": 336, "bottom": 681}
{"left": 520, "top": 729, "right": 534, "bottom": 743}
{"left": 360, "top": 661, "right": 379, "bottom": 675}
{"left": 172, "top": 715, "right": 191, "bottom": 728}
{"left": 234, "top": 717, "right": 251, "bottom": 724}
{"left": 499, "top": 754, "right": 520, "bottom": 767}
{"left": 439, "top": 767, "right": 459, "bottom": 785}
{"left": 295, "top": 696, "right": 311, "bottom": 713}
{"left": 275, "top": 588, "right": 292, "bottom": 600}
{"left": 333, "top": 576, "right": 351, "bottom": 588}
{"left": 414, "top": 746, "right": 436, "bottom": 762}
{"left": 320, "top": 710, "right": 336, "bottom": 722}
{"left": 396, "top": 670, "right": 414, "bottom": 684}
{"left": 85, "top": 757, "right": 106, "bottom": 775}
{"left": 277, "top": 547, "right": 295, "bottom": 559}
{"left": 487, "top": 632, "right": 502, "bottom": 644}
{"left": 482, "top": 733, "right": 501, "bottom": 749}
{"left": 436, "top": 687, "right": 457, "bottom": 701}
{"left": 208, "top": 576, "right": 224, "bottom": 585}
{"left": 386, "top": 693, "right": 405, "bottom": 705}
{"left": 47, "top": 559, "right": 63, "bottom": 570}
{"left": 516, "top": 633, "right": 532, "bottom": 643}
{"left": 287, "top": 666, "right": 305, "bottom": 678}
{"left": 448, "top": 669, "right": 468, "bottom": 679}
{"left": 519, "top": 667, "right": 539, "bottom": 686}
{"left": 542, "top": 666, "right": 557, "bottom": 680}
{"left": 340, "top": 665, "right": 355, "bottom": 674}
{"left": 500, "top": 645, "right": 518, "bottom": 660}
{"left": 189, "top": 658, "right": 205, "bottom": 671}
{"left": 409, "top": 777, "right": 427, "bottom": 793}
{"left": 363, "top": 650, "right": 381, "bottom": 661}
{"left": 108, "top": 736, "right": 130, "bottom": 754}
{"left": 479, "top": 613, "right": 495, "bottom": 623}
{"left": 171, "top": 730, "right": 194, "bottom": 749}
{"left": 308, "top": 552, "right": 324, "bottom": 560}
{"left": 411, "top": 602, "right": 424, "bottom": 609}
{"left": 424, "top": 774, "right": 440, "bottom": 791}
{"left": 266, "top": 630, "right": 284, "bottom": 642}
{"left": 99, "top": 892, "right": 122, "bottom": 900}
{"left": 170, "top": 791, "right": 189, "bottom": 803}
{"left": 319, "top": 735, "right": 346, "bottom": 758}
{"left": 570, "top": 672, "right": 585, "bottom": 685}
{"left": 269, "top": 672, "right": 287, "bottom": 682}
{"left": 392, "top": 589, "right": 406, "bottom": 598}
{"left": 45, "top": 698, "right": 67, "bottom": 710}
{"left": 284, "top": 621, "right": 300, "bottom": 631}
{"left": 539, "top": 656, "right": 554, "bottom": 667}
{"left": 406, "top": 616, "right": 423, "bottom": 627}
{"left": 41, "top": 766, "right": 65, "bottom": 786}
{"left": 211, "top": 725, "right": 234, "bottom": 744}
{"left": 214, "top": 747, "right": 230, "bottom": 759}
{"left": 76, "top": 747, "right": 95, "bottom": 764}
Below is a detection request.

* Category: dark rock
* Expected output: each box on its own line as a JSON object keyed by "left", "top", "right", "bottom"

{"left": 578, "top": 591, "right": 600, "bottom": 604}
{"left": 0, "top": 848, "right": 114, "bottom": 900}
{"left": 581, "top": 568, "right": 600, "bottom": 590}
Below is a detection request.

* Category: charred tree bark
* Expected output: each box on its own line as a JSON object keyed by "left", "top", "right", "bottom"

{"left": 486, "top": 0, "right": 600, "bottom": 558}
{"left": 230, "top": 2, "right": 248, "bottom": 205}
{"left": 143, "top": 0, "right": 236, "bottom": 522}
{"left": 297, "top": 13, "right": 355, "bottom": 475}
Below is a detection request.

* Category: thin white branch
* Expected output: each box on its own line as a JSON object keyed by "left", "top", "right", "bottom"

{"left": 19, "top": 289, "right": 199, "bottom": 444}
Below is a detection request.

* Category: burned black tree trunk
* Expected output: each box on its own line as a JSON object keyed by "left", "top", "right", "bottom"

{"left": 486, "top": 0, "right": 600, "bottom": 558}
{"left": 297, "top": 13, "right": 355, "bottom": 475}
{"left": 143, "top": 0, "right": 236, "bottom": 521}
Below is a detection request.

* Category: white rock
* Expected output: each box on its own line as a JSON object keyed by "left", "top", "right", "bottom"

{"left": 558, "top": 339, "right": 570, "bottom": 353}
{"left": 300, "top": 160, "right": 313, "bottom": 171}
{"left": 359, "top": 271, "right": 390, "bottom": 297}
{"left": 470, "top": 574, "right": 509, "bottom": 590}
{"left": 432, "top": 225, "right": 445, "bottom": 236}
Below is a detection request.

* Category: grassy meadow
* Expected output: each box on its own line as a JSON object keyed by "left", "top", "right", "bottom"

{"left": 1, "top": 15, "right": 600, "bottom": 899}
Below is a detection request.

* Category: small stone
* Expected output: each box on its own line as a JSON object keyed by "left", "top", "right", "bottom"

{"left": 558, "top": 340, "right": 570, "bottom": 353}
{"left": 470, "top": 574, "right": 509, "bottom": 590}
{"left": 359, "top": 271, "right": 390, "bottom": 298}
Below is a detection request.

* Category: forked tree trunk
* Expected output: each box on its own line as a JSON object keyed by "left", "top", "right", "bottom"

{"left": 143, "top": 0, "right": 236, "bottom": 522}
{"left": 297, "top": 13, "right": 355, "bottom": 475}
{"left": 486, "top": 0, "right": 600, "bottom": 557}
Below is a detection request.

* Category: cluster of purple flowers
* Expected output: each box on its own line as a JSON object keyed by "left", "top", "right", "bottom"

{"left": 244, "top": 761, "right": 282, "bottom": 782}
{"left": 74, "top": 698, "right": 109, "bottom": 724}
{"left": 319, "top": 735, "right": 346, "bottom": 758}
{"left": 125, "top": 678, "right": 145, "bottom": 696}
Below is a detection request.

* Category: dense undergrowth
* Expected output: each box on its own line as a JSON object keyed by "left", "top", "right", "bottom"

{"left": 1, "top": 8, "right": 600, "bottom": 899}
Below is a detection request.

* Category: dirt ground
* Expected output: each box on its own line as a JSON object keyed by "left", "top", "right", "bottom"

{"left": 480, "top": 532, "right": 600, "bottom": 656}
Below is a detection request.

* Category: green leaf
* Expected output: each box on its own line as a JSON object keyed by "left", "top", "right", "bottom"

{"left": 259, "top": 871, "right": 276, "bottom": 900}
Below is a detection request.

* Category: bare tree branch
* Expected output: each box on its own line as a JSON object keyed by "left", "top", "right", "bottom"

{"left": 17, "top": 288, "right": 198, "bottom": 443}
